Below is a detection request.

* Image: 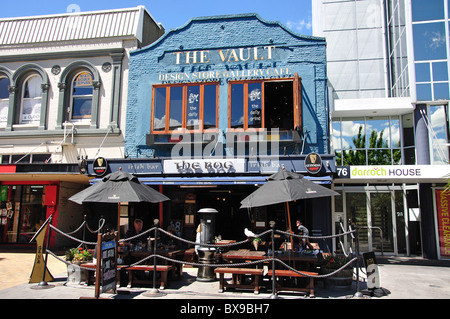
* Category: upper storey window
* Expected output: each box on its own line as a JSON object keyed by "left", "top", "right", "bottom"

{"left": 70, "top": 71, "right": 94, "bottom": 122}
{"left": 0, "top": 77, "right": 9, "bottom": 127}
{"left": 152, "top": 83, "right": 218, "bottom": 133}
{"left": 228, "top": 76, "right": 302, "bottom": 131}
{"left": 20, "top": 74, "right": 42, "bottom": 125}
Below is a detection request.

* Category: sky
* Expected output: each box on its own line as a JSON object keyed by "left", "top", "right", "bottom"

{"left": 0, "top": 0, "right": 313, "bottom": 35}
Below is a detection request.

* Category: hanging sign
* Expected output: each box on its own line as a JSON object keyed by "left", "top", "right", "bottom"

{"left": 305, "top": 152, "right": 322, "bottom": 174}
{"left": 93, "top": 157, "right": 108, "bottom": 176}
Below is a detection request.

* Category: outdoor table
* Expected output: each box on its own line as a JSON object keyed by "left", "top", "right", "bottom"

{"left": 275, "top": 252, "right": 318, "bottom": 271}
{"left": 222, "top": 249, "right": 268, "bottom": 262}
{"left": 222, "top": 249, "right": 318, "bottom": 270}
{"left": 222, "top": 249, "right": 318, "bottom": 295}
{"left": 222, "top": 249, "right": 269, "bottom": 269}
{"left": 215, "top": 239, "right": 236, "bottom": 246}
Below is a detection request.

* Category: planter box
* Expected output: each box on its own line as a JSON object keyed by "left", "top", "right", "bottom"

{"left": 66, "top": 262, "right": 89, "bottom": 285}
{"left": 322, "top": 268, "right": 353, "bottom": 290}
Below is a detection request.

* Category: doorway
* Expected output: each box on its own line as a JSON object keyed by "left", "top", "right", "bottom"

{"left": 335, "top": 185, "right": 419, "bottom": 256}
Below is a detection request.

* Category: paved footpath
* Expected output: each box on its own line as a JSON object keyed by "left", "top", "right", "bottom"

{"left": 1, "top": 249, "right": 450, "bottom": 300}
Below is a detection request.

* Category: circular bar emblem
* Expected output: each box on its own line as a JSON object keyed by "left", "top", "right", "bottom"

{"left": 305, "top": 152, "right": 322, "bottom": 174}
{"left": 93, "top": 157, "right": 108, "bottom": 176}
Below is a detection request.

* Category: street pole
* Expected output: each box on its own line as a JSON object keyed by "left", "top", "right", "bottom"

{"left": 269, "top": 221, "right": 278, "bottom": 299}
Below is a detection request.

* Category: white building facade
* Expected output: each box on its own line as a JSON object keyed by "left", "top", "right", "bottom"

{"left": 313, "top": 0, "right": 450, "bottom": 259}
{"left": 0, "top": 7, "right": 164, "bottom": 247}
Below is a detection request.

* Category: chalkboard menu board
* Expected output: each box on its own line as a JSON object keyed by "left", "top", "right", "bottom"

{"left": 101, "top": 239, "right": 116, "bottom": 293}
{"left": 95, "top": 232, "right": 118, "bottom": 298}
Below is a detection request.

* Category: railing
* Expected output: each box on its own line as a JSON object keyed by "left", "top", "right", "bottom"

{"left": 36, "top": 218, "right": 364, "bottom": 298}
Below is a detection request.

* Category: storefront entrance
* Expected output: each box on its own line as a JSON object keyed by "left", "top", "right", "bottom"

{"left": 334, "top": 185, "right": 421, "bottom": 256}
{"left": 0, "top": 183, "right": 56, "bottom": 244}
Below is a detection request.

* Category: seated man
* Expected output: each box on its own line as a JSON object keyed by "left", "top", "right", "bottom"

{"left": 125, "top": 219, "right": 147, "bottom": 248}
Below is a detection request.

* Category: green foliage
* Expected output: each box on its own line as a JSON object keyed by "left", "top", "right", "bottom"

{"left": 65, "top": 247, "right": 93, "bottom": 263}
{"left": 336, "top": 126, "right": 401, "bottom": 165}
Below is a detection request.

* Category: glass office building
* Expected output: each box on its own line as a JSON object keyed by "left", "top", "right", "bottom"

{"left": 313, "top": 0, "right": 450, "bottom": 259}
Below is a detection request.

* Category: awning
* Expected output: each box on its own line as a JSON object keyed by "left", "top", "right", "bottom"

{"left": 89, "top": 175, "right": 332, "bottom": 186}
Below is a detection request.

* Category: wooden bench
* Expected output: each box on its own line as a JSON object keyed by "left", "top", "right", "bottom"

{"left": 214, "top": 267, "right": 264, "bottom": 294}
{"left": 127, "top": 265, "right": 173, "bottom": 289}
{"left": 267, "top": 269, "right": 318, "bottom": 297}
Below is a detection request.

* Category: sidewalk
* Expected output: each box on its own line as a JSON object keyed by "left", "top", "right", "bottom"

{"left": 1, "top": 250, "right": 450, "bottom": 299}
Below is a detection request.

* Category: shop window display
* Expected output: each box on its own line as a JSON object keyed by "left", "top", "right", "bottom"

{"left": 0, "top": 185, "right": 49, "bottom": 244}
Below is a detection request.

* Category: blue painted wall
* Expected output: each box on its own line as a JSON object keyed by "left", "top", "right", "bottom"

{"left": 125, "top": 13, "right": 328, "bottom": 158}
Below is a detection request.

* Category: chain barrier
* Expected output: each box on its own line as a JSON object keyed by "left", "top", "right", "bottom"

{"left": 274, "top": 228, "right": 355, "bottom": 240}
{"left": 49, "top": 224, "right": 97, "bottom": 246}
{"left": 85, "top": 218, "right": 106, "bottom": 234}
{"left": 64, "top": 220, "right": 87, "bottom": 236}
{"left": 117, "top": 226, "right": 157, "bottom": 244}
{"left": 47, "top": 221, "right": 361, "bottom": 285}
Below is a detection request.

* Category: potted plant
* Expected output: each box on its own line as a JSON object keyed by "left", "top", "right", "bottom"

{"left": 252, "top": 237, "right": 262, "bottom": 251}
{"left": 65, "top": 247, "right": 93, "bottom": 264}
{"left": 65, "top": 247, "right": 93, "bottom": 285}
{"left": 321, "top": 254, "right": 354, "bottom": 289}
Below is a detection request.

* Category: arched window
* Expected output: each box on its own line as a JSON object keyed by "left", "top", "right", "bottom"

{"left": 70, "top": 71, "right": 94, "bottom": 122}
{"left": 0, "top": 76, "right": 9, "bottom": 127}
{"left": 20, "top": 74, "right": 42, "bottom": 125}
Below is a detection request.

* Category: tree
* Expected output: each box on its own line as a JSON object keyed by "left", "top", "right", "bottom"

{"left": 336, "top": 125, "right": 401, "bottom": 165}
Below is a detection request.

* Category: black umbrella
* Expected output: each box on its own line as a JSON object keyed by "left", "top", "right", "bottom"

{"left": 240, "top": 170, "right": 339, "bottom": 247}
{"left": 69, "top": 170, "right": 170, "bottom": 204}
{"left": 69, "top": 170, "right": 170, "bottom": 237}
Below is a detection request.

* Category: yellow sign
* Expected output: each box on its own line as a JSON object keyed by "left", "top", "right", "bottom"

{"left": 75, "top": 72, "right": 93, "bottom": 87}
{"left": 29, "top": 222, "right": 54, "bottom": 283}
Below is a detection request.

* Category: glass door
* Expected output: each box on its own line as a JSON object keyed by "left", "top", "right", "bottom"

{"left": 346, "top": 192, "right": 369, "bottom": 252}
{"left": 337, "top": 185, "right": 410, "bottom": 255}
{"left": 370, "top": 192, "right": 394, "bottom": 253}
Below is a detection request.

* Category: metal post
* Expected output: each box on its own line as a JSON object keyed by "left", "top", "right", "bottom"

{"left": 269, "top": 221, "right": 278, "bottom": 299}
{"left": 153, "top": 221, "right": 158, "bottom": 290}
{"left": 143, "top": 219, "right": 166, "bottom": 297}
{"left": 82, "top": 215, "right": 87, "bottom": 249}
{"left": 353, "top": 225, "right": 363, "bottom": 298}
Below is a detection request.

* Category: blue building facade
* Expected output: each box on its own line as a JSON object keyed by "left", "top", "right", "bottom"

{"left": 126, "top": 13, "right": 329, "bottom": 158}
{"left": 97, "top": 14, "right": 335, "bottom": 240}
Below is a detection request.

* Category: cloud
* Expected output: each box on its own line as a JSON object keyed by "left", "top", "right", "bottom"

{"left": 286, "top": 19, "right": 312, "bottom": 33}
{"left": 429, "top": 31, "right": 445, "bottom": 49}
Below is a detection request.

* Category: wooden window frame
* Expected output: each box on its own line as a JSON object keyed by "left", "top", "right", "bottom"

{"left": 227, "top": 73, "right": 302, "bottom": 131}
{"left": 151, "top": 82, "right": 219, "bottom": 134}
